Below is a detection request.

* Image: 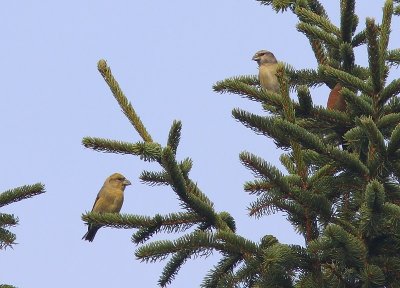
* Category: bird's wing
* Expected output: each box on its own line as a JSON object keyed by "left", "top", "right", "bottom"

{"left": 91, "top": 192, "right": 101, "bottom": 211}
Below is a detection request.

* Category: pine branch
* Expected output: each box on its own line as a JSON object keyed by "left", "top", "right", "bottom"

{"left": 387, "top": 123, "right": 400, "bottom": 156}
{"left": 82, "top": 212, "right": 152, "bottom": 229}
{"left": 0, "top": 183, "right": 45, "bottom": 208}
{"left": 341, "top": 87, "right": 373, "bottom": 116}
{"left": 185, "top": 180, "right": 215, "bottom": 211}
{"left": 232, "top": 110, "right": 291, "bottom": 148}
{"left": 309, "top": 164, "right": 336, "bottom": 186}
{"left": 385, "top": 96, "right": 400, "bottom": 114}
{"left": 340, "top": 0, "right": 356, "bottom": 43}
{"left": 311, "top": 107, "right": 352, "bottom": 130}
{"left": 286, "top": 67, "right": 325, "bottom": 87}
{"left": 160, "top": 147, "right": 231, "bottom": 231}
{"left": 0, "top": 214, "right": 18, "bottom": 227}
{"left": 360, "top": 265, "right": 386, "bottom": 286}
{"left": 179, "top": 158, "right": 193, "bottom": 177}
{"left": 307, "top": 0, "right": 329, "bottom": 19}
{"left": 280, "top": 153, "right": 297, "bottom": 174}
{"left": 295, "top": 6, "right": 340, "bottom": 37}
{"left": 302, "top": 149, "right": 331, "bottom": 168}
{"left": 247, "top": 191, "right": 288, "bottom": 217}
{"left": 352, "top": 29, "right": 367, "bottom": 47}
{"left": 358, "top": 117, "right": 386, "bottom": 157}
{"left": 0, "top": 183, "right": 44, "bottom": 251}
{"left": 201, "top": 255, "right": 242, "bottom": 288}
{"left": 0, "top": 227, "right": 17, "bottom": 250}
{"left": 82, "top": 137, "right": 162, "bottom": 161}
{"left": 310, "top": 39, "right": 329, "bottom": 65}
{"left": 140, "top": 170, "right": 169, "bottom": 186}
{"left": 167, "top": 120, "right": 182, "bottom": 155}
{"left": 216, "top": 230, "right": 259, "bottom": 257}
{"left": 232, "top": 258, "right": 261, "bottom": 287}
{"left": 261, "top": 242, "right": 300, "bottom": 272}
{"left": 364, "top": 180, "right": 385, "bottom": 212}
{"left": 135, "top": 231, "right": 219, "bottom": 263}
{"left": 273, "top": 118, "right": 370, "bottom": 175}
{"left": 352, "top": 65, "right": 371, "bottom": 80}
{"left": 273, "top": 119, "right": 326, "bottom": 152}
{"left": 277, "top": 64, "right": 295, "bottom": 122}
{"left": 377, "top": 113, "right": 400, "bottom": 132}
{"left": 97, "top": 59, "right": 153, "bottom": 142}
{"left": 297, "top": 86, "right": 313, "bottom": 116}
{"left": 339, "top": 42, "right": 355, "bottom": 71}
{"left": 133, "top": 226, "right": 162, "bottom": 244}
{"left": 366, "top": 18, "right": 383, "bottom": 95}
{"left": 255, "top": 0, "right": 296, "bottom": 12}
{"left": 140, "top": 158, "right": 193, "bottom": 187}
{"left": 213, "top": 77, "right": 283, "bottom": 107}
{"left": 382, "top": 203, "right": 400, "bottom": 229}
{"left": 297, "top": 22, "right": 340, "bottom": 48}
{"left": 327, "top": 146, "right": 369, "bottom": 176}
{"left": 380, "top": 79, "right": 400, "bottom": 106}
{"left": 239, "top": 152, "right": 291, "bottom": 194}
{"left": 319, "top": 65, "right": 373, "bottom": 94}
{"left": 244, "top": 180, "right": 275, "bottom": 195}
{"left": 159, "top": 250, "right": 194, "bottom": 287}
{"left": 218, "top": 212, "right": 236, "bottom": 233}
{"left": 387, "top": 49, "right": 400, "bottom": 66}
{"left": 308, "top": 224, "right": 367, "bottom": 270}
{"left": 82, "top": 212, "right": 201, "bottom": 232}
{"left": 380, "top": 1, "right": 393, "bottom": 73}
{"left": 133, "top": 213, "right": 205, "bottom": 244}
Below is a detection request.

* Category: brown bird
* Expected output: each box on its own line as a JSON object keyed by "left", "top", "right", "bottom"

{"left": 327, "top": 83, "right": 346, "bottom": 112}
{"left": 252, "top": 50, "right": 280, "bottom": 93}
{"left": 327, "top": 83, "right": 349, "bottom": 150}
{"left": 82, "top": 173, "right": 131, "bottom": 242}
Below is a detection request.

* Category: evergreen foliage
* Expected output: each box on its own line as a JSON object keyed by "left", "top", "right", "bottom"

{"left": 0, "top": 183, "right": 45, "bottom": 249}
{"left": 1, "top": 183, "right": 45, "bottom": 287}
{"left": 82, "top": 1, "right": 400, "bottom": 286}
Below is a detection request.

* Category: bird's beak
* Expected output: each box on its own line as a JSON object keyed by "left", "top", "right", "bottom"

{"left": 123, "top": 179, "right": 131, "bottom": 186}
{"left": 252, "top": 54, "right": 260, "bottom": 61}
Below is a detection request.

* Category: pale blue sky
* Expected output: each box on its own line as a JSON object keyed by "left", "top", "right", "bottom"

{"left": 1, "top": 1, "right": 398, "bottom": 287}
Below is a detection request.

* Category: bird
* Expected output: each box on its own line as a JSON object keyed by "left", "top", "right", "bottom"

{"left": 252, "top": 50, "right": 280, "bottom": 93}
{"left": 327, "top": 83, "right": 349, "bottom": 150}
{"left": 327, "top": 83, "right": 346, "bottom": 112}
{"left": 82, "top": 173, "right": 131, "bottom": 242}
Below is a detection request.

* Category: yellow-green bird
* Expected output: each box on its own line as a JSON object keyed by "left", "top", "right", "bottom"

{"left": 252, "top": 50, "right": 280, "bottom": 93}
{"left": 82, "top": 173, "right": 131, "bottom": 242}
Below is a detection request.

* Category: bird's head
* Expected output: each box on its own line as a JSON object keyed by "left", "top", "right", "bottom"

{"left": 107, "top": 173, "right": 131, "bottom": 190}
{"left": 252, "top": 50, "right": 277, "bottom": 66}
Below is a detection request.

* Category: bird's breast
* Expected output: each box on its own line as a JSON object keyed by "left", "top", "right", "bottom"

{"left": 109, "top": 191, "right": 124, "bottom": 212}
{"left": 259, "top": 64, "right": 279, "bottom": 92}
{"left": 94, "top": 189, "right": 124, "bottom": 213}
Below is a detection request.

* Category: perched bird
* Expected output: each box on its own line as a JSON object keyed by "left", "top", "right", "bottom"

{"left": 327, "top": 83, "right": 346, "bottom": 112}
{"left": 327, "top": 83, "right": 349, "bottom": 150}
{"left": 252, "top": 50, "right": 280, "bottom": 92}
{"left": 82, "top": 173, "right": 131, "bottom": 242}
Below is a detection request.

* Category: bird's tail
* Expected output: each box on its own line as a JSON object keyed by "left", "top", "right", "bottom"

{"left": 82, "top": 225, "right": 101, "bottom": 242}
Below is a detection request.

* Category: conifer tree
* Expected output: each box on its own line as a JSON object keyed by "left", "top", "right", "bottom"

{"left": 82, "top": 0, "right": 400, "bottom": 286}
{"left": 1, "top": 183, "right": 45, "bottom": 287}
{"left": 0, "top": 183, "right": 45, "bottom": 249}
